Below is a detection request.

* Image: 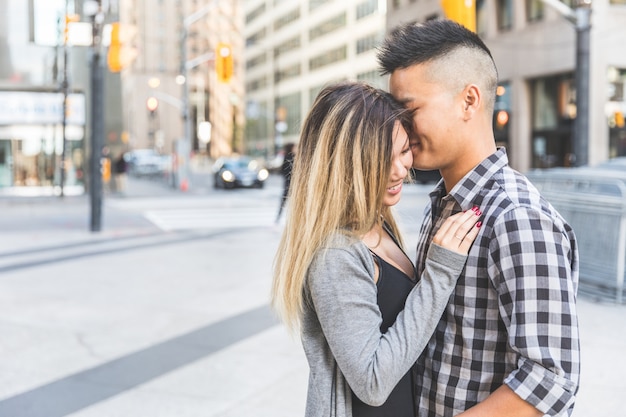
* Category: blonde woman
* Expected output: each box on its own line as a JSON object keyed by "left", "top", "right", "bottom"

{"left": 272, "top": 82, "right": 482, "bottom": 417}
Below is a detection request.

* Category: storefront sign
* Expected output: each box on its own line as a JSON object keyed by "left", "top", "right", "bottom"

{"left": 0, "top": 92, "right": 86, "bottom": 126}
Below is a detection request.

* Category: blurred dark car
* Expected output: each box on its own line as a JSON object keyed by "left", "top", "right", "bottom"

{"left": 410, "top": 168, "right": 442, "bottom": 184}
{"left": 213, "top": 156, "right": 269, "bottom": 189}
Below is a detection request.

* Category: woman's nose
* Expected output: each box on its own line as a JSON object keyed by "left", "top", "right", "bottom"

{"left": 392, "top": 158, "right": 408, "bottom": 179}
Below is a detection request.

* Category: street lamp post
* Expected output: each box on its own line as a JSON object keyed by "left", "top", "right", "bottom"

{"left": 540, "top": 0, "right": 592, "bottom": 167}
{"left": 178, "top": 0, "right": 221, "bottom": 191}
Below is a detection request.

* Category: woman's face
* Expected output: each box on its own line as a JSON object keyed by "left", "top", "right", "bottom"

{"left": 383, "top": 122, "right": 413, "bottom": 207}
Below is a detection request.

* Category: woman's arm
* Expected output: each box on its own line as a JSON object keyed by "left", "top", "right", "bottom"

{"left": 308, "top": 210, "right": 481, "bottom": 405}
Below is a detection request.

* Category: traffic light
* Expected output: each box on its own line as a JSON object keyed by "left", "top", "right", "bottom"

{"left": 107, "top": 22, "right": 123, "bottom": 72}
{"left": 441, "top": 0, "right": 476, "bottom": 32}
{"left": 215, "top": 42, "right": 233, "bottom": 83}
{"left": 64, "top": 14, "right": 79, "bottom": 45}
{"left": 146, "top": 97, "right": 159, "bottom": 113}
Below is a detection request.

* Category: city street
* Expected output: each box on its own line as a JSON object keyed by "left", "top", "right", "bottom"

{"left": 0, "top": 172, "right": 624, "bottom": 416}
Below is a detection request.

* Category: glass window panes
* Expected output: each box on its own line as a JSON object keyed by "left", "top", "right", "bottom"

{"left": 274, "top": 36, "right": 300, "bottom": 57}
{"left": 275, "top": 92, "right": 301, "bottom": 136}
{"left": 309, "top": 0, "right": 330, "bottom": 11}
{"left": 245, "top": 3, "right": 265, "bottom": 24}
{"left": 309, "top": 13, "right": 346, "bottom": 41}
{"left": 309, "top": 45, "right": 347, "bottom": 70}
{"left": 356, "top": 32, "right": 382, "bottom": 54}
{"left": 496, "top": 0, "right": 513, "bottom": 31}
{"left": 274, "top": 8, "right": 300, "bottom": 32}
{"left": 357, "top": 70, "right": 385, "bottom": 89}
{"left": 246, "top": 53, "right": 267, "bottom": 70}
{"left": 356, "top": 0, "right": 378, "bottom": 20}
{"left": 274, "top": 63, "right": 301, "bottom": 83}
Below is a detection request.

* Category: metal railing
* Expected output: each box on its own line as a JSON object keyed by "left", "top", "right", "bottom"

{"left": 526, "top": 168, "right": 626, "bottom": 303}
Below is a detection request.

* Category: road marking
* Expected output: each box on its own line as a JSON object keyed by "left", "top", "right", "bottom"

{"left": 0, "top": 305, "right": 278, "bottom": 417}
{"left": 144, "top": 206, "right": 277, "bottom": 231}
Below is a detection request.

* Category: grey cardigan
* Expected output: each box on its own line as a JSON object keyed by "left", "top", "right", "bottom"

{"left": 301, "top": 233, "right": 467, "bottom": 417}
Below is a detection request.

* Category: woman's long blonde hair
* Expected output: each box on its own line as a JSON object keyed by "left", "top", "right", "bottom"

{"left": 271, "top": 81, "right": 412, "bottom": 332}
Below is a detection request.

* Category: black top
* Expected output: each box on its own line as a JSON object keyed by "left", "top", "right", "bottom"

{"left": 352, "top": 229, "right": 417, "bottom": 417}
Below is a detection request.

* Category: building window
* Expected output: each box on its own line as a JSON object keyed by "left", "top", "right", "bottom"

{"left": 309, "top": 84, "right": 325, "bottom": 106}
{"left": 526, "top": 0, "right": 543, "bottom": 22}
{"left": 246, "top": 27, "right": 267, "bottom": 46}
{"left": 530, "top": 74, "right": 575, "bottom": 168}
{"left": 274, "top": 8, "right": 300, "bottom": 32}
{"left": 244, "top": 100, "right": 270, "bottom": 155}
{"left": 274, "top": 36, "right": 301, "bottom": 57}
{"left": 476, "top": 0, "right": 488, "bottom": 36}
{"left": 246, "top": 3, "right": 266, "bottom": 24}
{"left": 274, "top": 63, "right": 301, "bottom": 83}
{"left": 309, "top": 13, "right": 347, "bottom": 41}
{"left": 496, "top": 0, "right": 513, "bottom": 31}
{"left": 309, "top": 46, "right": 347, "bottom": 70}
{"left": 606, "top": 67, "right": 626, "bottom": 157}
{"left": 275, "top": 92, "right": 301, "bottom": 137}
{"left": 246, "top": 53, "right": 267, "bottom": 70}
{"left": 309, "top": 80, "right": 346, "bottom": 106}
{"left": 309, "top": 0, "right": 331, "bottom": 12}
{"left": 357, "top": 70, "right": 385, "bottom": 89}
{"left": 356, "top": 32, "right": 382, "bottom": 54}
{"left": 356, "top": 0, "right": 378, "bottom": 19}
{"left": 246, "top": 76, "right": 268, "bottom": 92}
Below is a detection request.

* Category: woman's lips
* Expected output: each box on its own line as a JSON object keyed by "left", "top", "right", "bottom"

{"left": 387, "top": 182, "right": 402, "bottom": 195}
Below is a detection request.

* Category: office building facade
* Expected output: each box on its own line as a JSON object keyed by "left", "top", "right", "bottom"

{"left": 243, "top": 0, "right": 388, "bottom": 158}
{"left": 0, "top": 0, "right": 89, "bottom": 195}
{"left": 119, "top": 0, "right": 244, "bottom": 161}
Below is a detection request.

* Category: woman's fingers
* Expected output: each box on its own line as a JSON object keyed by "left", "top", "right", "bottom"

{"left": 433, "top": 208, "right": 482, "bottom": 254}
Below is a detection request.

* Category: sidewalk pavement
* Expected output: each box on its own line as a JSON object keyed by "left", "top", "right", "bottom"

{"left": 0, "top": 180, "right": 625, "bottom": 416}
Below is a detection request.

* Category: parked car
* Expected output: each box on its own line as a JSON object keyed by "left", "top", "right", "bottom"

{"left": 125, "top": 149, "right": 167, "bottom": 177}
{"left": 213, "top": 156, "right": 269, "bottom": 189}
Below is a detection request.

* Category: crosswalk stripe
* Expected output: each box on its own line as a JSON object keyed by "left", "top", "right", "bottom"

{"left": 144, "top": 207, "right": 277, "bottom": 231}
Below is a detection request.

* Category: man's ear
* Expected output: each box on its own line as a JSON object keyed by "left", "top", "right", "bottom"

{"left": 461, "top": 84, "right": 480, "bottom": 120}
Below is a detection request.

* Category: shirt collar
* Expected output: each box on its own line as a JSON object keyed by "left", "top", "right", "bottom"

{"left": 429, "top": 147, "right": 509, "bottom": 211}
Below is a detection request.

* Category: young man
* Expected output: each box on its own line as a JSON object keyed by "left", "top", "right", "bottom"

{"left": 377, "top": 20, "right": 580, "bottom": 417}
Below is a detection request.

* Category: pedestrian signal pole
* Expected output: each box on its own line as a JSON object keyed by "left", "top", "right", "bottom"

{"left": 85, "top": 0, "right": 105, "bottom": 232}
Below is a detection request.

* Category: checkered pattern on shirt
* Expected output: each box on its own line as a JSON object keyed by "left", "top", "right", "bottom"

{"left": 414, "top": 148, "right": 580, "bottom": 417}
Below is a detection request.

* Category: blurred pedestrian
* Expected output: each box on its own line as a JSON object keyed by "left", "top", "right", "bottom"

{"left": 275, "top": 142, "right": 296, "bottom": 223}
{"left": 378, "top": 19, "right": 580, "bottom": 417}
{"left": 271, "top": 81, "right": 482, "bottom": 417}
{"left": 114, "top": 153, "right": 127, "bottom": 193}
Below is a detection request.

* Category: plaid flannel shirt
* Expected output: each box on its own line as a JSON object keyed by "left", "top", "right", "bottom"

{"left": 414, "top": 148, "right": 580, "bottom": 416}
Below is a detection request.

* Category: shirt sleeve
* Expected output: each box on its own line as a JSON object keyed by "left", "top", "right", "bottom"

{"left": 307, "top": 241, "right": 467, "bottom": 406}
{"left": 488, "top": 206, "right": 580, "bottom": 415}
